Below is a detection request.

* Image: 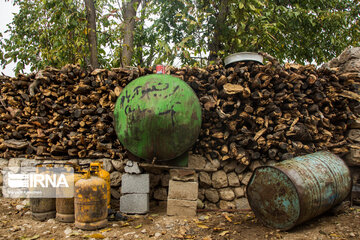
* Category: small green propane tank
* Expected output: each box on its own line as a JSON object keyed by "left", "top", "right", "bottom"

{"left": 74, "top": 171, "right": 108, "bottom": 230}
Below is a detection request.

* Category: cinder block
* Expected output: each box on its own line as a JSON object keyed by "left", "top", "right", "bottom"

{"left": 168, "top": 180, "right": 198, "bottom": 201}
{"left": 167, "top": 199, "right": 197, "bottom": 216}
{"left": 121, "top": 174, "right": 150, "bottom": 194}
{"left": 120, "top": 193, "right": 149, "bottom": 214}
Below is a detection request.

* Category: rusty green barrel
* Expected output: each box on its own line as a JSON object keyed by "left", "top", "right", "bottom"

{"left": 114, "top": 74, "right": 202, "bottom": 162}
{"left": 246, "top": 151, "right": 351, "bottom": 230}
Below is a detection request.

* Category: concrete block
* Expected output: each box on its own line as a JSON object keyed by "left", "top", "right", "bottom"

{"left": 120, "top": 194, "right": 149, "bottom": 214}
{"left": 121, "top": 174, "right": 150, "bottom": 194}
{"left": 168, "top": 180, "right": 198, "bottom": 201}
{"left": 167, "top": 199, "right": 197, "bottom": 216}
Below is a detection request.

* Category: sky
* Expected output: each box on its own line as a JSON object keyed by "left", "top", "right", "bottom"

{"left": 0, "top": 1, "right": 20, "bottom": 77}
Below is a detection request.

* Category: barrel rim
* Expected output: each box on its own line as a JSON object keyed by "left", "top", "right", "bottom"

{"left": 246, "top": 165, "right": 302, "bottom": 230}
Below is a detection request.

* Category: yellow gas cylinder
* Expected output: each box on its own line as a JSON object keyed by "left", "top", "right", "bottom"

{"left": 90, "top": 162, "right": 110, "bottom": 209}
{"left": 74, "top": 171, "right": 108, "bottom": 230}
{"left": 56, "top": 171, "right": 83, "bottom": 223}
{"left": 30, "top": 164, "right": 56, "bottom": 221}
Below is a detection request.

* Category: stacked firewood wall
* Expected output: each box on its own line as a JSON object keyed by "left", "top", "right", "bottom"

{"left": 1, "top": 61, "right": 358, "bottom": 161}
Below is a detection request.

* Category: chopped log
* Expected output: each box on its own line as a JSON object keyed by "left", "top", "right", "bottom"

{"left": 339, "top": 90, "right": 360, "bottom": 102}
{"left": 3, "top": 139, "right": 28, "bottom": 150}
{"left": 223, "top": 83, "right": 244, "bottom": 95}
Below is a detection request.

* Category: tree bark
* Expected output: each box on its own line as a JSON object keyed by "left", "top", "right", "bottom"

{"left": 85, "top": 0, "right": 99, "bottom": 69}
{"left": 208, "top": 0, "right": 229, "bottom": 62}
{"left": 122, "top": 0, "right": 141, "bottom": 67}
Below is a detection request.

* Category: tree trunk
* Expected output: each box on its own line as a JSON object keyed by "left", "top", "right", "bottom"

{"left": 122, "top": 0, "right": 141, "bottom": 67}
{"left": 85, "top": 0, "right": 99, "bottom": 69}
{"left": 208, "top": 0, "right": 229, "bottom": 62}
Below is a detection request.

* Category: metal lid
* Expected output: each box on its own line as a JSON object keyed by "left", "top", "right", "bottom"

{"left": 224, "top": 52, "right": 263, "bottom": 66}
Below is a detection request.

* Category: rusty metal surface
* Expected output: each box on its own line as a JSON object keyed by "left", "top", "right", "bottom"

{"left": 56, "top": 172, "right": 83, "bottom": 222}
{"left": 246, "top": 167, "right": 300, "bottom": 229}
{"left": 56, "top": 197, "right": 75, "bottom": 223}
{"left": 30, "top": 198, "right": 56, "bottom": 213}
{"left": 114, "top": 74, "right": 202, "bottom": 162}
{"left": 247, "top": 151, "right": 352, "bottom": 230}
{"left": 74, "top": 176, "right": 107, "bottom": 229}
{"left": 90, "top": 162, "right": 111, "bottom": 209}
{"left": 56, "top": 198, "right": 74, "bottom": 215}
{"left": 30, "top": 198, "right": 56, "bottom": 221}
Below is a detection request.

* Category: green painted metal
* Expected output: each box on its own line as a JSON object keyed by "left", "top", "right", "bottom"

{"left": 166, "top": 152, "right": 189, "bottom": 167}
{"left": 114, "top": 74, "right": 202, "bottom": 162}
{"left": 247, "top": 151, "right": 352, "bottom": 230}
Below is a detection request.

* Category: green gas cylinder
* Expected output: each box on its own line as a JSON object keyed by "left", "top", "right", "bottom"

{"left": 114, "top": 74, "right": 202, "bottom": 163}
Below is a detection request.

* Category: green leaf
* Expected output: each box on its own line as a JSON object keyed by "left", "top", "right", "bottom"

{"left": 247, "top": 3, "right": 256, "bottom": 11}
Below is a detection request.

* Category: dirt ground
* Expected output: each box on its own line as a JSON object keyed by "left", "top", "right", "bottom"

{"left": 0, "top": 198, "right": 359, "bottom": 240}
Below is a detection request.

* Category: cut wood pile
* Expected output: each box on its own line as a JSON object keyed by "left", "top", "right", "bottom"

{"left": 0, "top": 58, "right": 359, "bottom": 165}
{"left": 193, "top": 61, "right": 359, "bottom": 164}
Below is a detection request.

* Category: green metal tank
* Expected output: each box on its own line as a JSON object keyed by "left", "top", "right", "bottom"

{"left": 114, "top": 74, "right": 202, "bottom": 162}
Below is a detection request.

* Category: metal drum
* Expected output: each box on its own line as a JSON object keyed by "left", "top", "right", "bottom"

{"left": 246, "top": 151, "right": 352, "bottom": 230}
{"left": 114, "top": 74, "right": 202, "bottom": 162}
